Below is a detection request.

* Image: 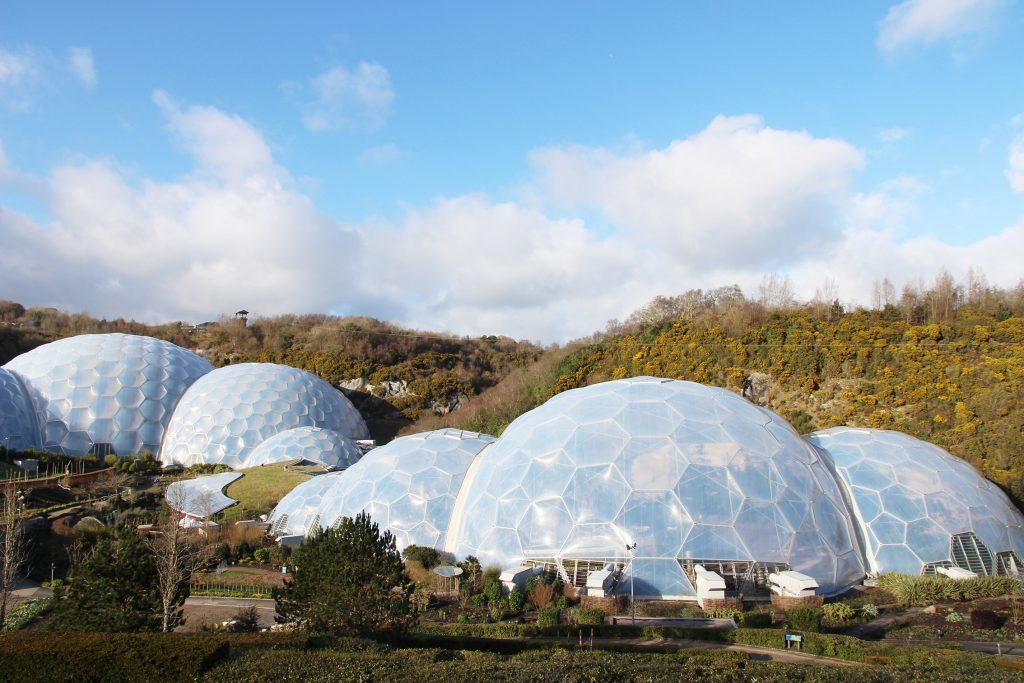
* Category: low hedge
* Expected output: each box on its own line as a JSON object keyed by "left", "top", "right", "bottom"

{"left": 412, "top": 622, "right": 734, "bottom": 642}
{"left": 0, "top": 630, "right": 1010, "bottom": 682}
{"left": 0, "top": 632, "right": 230, "bottom": 683}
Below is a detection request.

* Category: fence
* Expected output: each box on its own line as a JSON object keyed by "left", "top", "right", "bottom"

{"left": 190, "top": 582, "right": 274, "bottom": 598}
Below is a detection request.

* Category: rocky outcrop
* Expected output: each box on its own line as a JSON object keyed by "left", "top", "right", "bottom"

{"left": 340, "top": 378, "right": 468, "bottom": 417}
{"left": 741, "top": 372, "right": 774, "bottom": 405}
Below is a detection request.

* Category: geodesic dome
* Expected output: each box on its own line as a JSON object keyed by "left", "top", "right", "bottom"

{"left": 806, "top": 427, "right": 1024, "bottom": 577}
{"left": 0, "top": 367, "right": 40, "bottom": 452}
{"left": 159, "top": 363, "right": 369, "bottom": 469}
{"left": 3, "top": 334, "right": 212, "bottom": 455}
{"left": 270, "top": 428, "right": 494, "bottom": 547}
{"left": 267, "top": 471, "right": 345, "bottom": 538}
{"left": 245, "top": 426, "right": 362, "bottom": 470}
{"left": 445, "top": 377, "right": 865, "bottom": 598}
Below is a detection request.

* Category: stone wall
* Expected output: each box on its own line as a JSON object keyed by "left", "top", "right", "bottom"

{"left": 770, "top": 594, "right": 824, "bottom": 610}
{"left": 700, "top": 596, "right": 744, "bottom": 611}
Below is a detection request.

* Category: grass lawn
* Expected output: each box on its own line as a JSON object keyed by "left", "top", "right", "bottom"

{"left": 221, "top": 461, "right": 309, "bottom": 521}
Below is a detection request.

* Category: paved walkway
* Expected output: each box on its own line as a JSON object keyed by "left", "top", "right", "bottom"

{"left": 886, "top": 637, "right": 1024, "bottom": 657}
{"left": 525, "top": 635, "right": 859, "bottom": 666}
{"left": 846, "top": 606, "right": 925, "bottom": 638}
{"left": 3, "top": 576, "right": 52, "bottom": 608}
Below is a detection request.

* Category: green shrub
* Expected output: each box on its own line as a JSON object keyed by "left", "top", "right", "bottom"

{"left": 703, "top": 608, "right": 741, "bottom": 620}
{"left": 482, "top": 578, "right": 502, "bottom": 606}
{"left": 489, "top": 607, "right": 502, "bottom": 622}
{"left": 506, "top": 586, "right": 524, "bottom": 612}
{"left": 822, "top": 602, "right": 856, "bottom": 622}
{"left": 577, "top": 608, "right": 604, "bottom": 625}
{"left": 537, "top": 607, "right": 559, "bottom": 627}
{"left": 876, "top": 572, "right": 1022, "bottom": 606}
{"left": 253, "top": 548, "right": 270, "bottom": 565}
{"left": 555, "top": 595, "right": 570, "bottom": 610}
{"left": 946, "top": 611, "right": 964, "bottom": 623}
{"left": 736, "top": 610, "right": 773, "bottom": 628}
{"left": 402, "top": 545, "right": 441, "bottom": 569}
{"left": 860, "top": 603, "right": 878, "bottom": 618}
{"left": 784, "top": 607, "right": 822, "bottom": 632}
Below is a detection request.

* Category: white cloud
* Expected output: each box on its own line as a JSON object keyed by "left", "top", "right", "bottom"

{"left": 360, "top": 195, "right": 639, "bottom": 340}
{"left": 3, "top": 103, "right": 1024, "bottom": 342}
{"left": 1009, "top": 115, "right": 1024, "bottom": 192}
{"left": 301, "top": 62, "right": 393, "bottom": 132}
{"left": 358, "top": 143, "right": 405, "bottom": 166}
{"left": 67, "top": 47, "right": 96, "bottom": 88}
{"left": 153, "top": 90, "right": 275, "bottom": 182}
{"left": 0, "top": 95, "right": 360, "bottom": 322}
{"left": 0, "top": 48, "right": 34, "bottom": 87}
{"left": 878, "top": 127, "right": 910, "bottom": 144}
{"left": 531, "top": 115, "right": 863, "bottom": 271}
{"left": 0, "top": 47, "right": 40, "bottom": 107}
{"left": 877, "top": 0, "right": 1007, "bottom": 54}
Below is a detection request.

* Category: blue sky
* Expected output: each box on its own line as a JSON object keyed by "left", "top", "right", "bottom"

{"left": 1, "top": 1, "right": 1023, "bottom": 340}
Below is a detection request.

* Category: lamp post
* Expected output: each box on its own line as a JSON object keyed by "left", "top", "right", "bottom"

{"left": 625, "top": 542, "right": 637, "bottom": 624}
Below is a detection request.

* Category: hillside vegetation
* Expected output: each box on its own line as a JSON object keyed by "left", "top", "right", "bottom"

{"left": 0, "top": 303, "right": 542, "bottom": 440}
{"left": 416, "top": 273, "right": 1024, "bottom": 496}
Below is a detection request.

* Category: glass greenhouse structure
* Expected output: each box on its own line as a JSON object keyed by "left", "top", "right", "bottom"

{"left": 0, "top": 367, "right": 40, "bottom": 452}
{"left": 446, "top": 377, "right": 865, "bottom": 598}
{"left": 273, "top": 377, "right": 1024, "bottom": 600}
{"left": 159, "top": 363, "right": 369, "bottom": 469}
{"left": 270, "top": 428, "right": 494, "bottom": 548}
{"left": 5, "top": 332, "right": 1024, "bottom": 600}
{"left": 807, "top": 427, "right": 1024, "bottom": 577}
{"left": 3, "top": 333, "right": 212, "bottom": 455}
{"left": 243, "top": 426, "right": 361, "bottom": 470}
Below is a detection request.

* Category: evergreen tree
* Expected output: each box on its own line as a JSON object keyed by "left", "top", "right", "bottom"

{"left": 274, "top": 511, "right": 413, "bottom": 635}
{"left": 49, "top": 527, "right": 161, "bottom": 632}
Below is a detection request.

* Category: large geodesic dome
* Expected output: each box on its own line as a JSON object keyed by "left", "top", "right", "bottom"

{"left": 270, "top": 428, "right": 494, "bottom": 547}
{"left": 3, "top": 333, "right": 212, "bottom": 455}
{"left": 159, "top": 363, "right": 369, "bottom": 469}
{"left": 246, "top": 426, "right": 362, "bottom": 470}
{"left": 445, "top": 377, "right": 865, "bottom": 598}
{"left": 806, "top": 427, "right": 1024, "bottom": 577}
{"left": 0, "top": 368, "right": 40, "bottom": 452}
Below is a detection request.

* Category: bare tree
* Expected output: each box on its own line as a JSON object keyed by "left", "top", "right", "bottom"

{"left": 0, "top": 483, "right": 29, "bottom": 625}
{"left": 758, "top": 273, "right": 796, "bottom": 312}
{"left": 146, "top": 488, "right": 216, "bottom": 632}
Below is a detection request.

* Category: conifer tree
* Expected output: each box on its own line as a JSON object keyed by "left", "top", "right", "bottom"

{"left": 50, "top": 527, "right": 161, "bottom": 632}
{"left": 274, "top": 511, "right": 413, "bottom": 635}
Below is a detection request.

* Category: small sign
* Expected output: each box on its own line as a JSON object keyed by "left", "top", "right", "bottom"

{"left": 784, "top": 633, "right": 803, "bottom": 649}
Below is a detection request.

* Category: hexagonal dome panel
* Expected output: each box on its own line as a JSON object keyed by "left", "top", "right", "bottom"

{"left": 447, "top": 377, "right": 865, "bottom": 598}
{"left": 3, "top": 334, "right": 211, "bottom": 455}
{"left": 806, "top": 427, "right": 1024, "bottom": 576}
{"left": 0, "top": 367, "right": 41, "bottom": 451}
{"left": 159, "top": 363, "right": 369, "bottom": 469}
{"left": 245, "top": 426, "right": 362, "bottom": 470}
{"left": 269, "top": 428, "right": 494, "bottom": 549}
